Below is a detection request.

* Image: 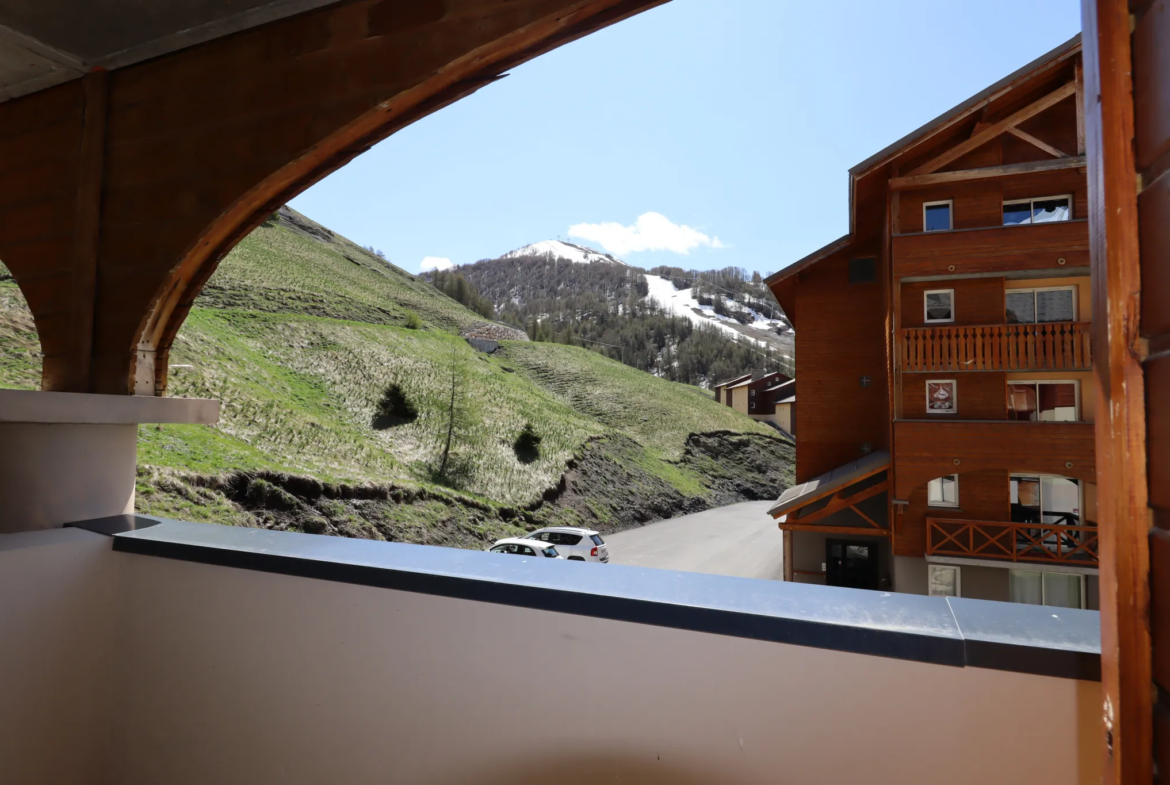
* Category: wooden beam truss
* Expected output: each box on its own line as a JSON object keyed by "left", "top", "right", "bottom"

{"left": 908, "top": 80, "right": 1077, "bottom": 177}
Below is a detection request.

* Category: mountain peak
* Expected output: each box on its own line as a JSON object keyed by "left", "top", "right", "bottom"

{"left": 501, "top": 240, "right": 628, "bottom": 267}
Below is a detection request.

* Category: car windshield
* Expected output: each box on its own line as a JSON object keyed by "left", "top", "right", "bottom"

{"left": 590, "top": 535, "right": 604, "bottom": 546}
{"left": 542, "top": 547, "right": 559, "bottom": 558}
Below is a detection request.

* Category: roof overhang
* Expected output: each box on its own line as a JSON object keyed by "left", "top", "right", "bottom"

{"left": 0, "top": 0, "right": 346, "bottom": 103}
{"left": 769, "top": 450, "right": 890, "bottom": 520}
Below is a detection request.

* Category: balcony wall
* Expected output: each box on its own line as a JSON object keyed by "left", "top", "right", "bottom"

{"left": 893, "top": 219, "right": 1090, "bottom": 279}
{"left": 893, "top": 420, "right": 1097, "bottom": 500}
{"left": 1, "top": 520, "right": 1102, "bottom": 785}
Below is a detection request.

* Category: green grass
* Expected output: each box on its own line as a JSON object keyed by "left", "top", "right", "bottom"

{"left": 0, "top": 211, "right": 775, "bottom": 510}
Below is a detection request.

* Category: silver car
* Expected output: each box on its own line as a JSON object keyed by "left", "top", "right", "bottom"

{"left": 523, "top": 527, "right": 609, "bottom": 563}
{"left": 487, "top": 537, "right": 562, "bottom": 559}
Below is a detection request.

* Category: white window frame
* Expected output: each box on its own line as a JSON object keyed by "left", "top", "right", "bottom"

{"left": 1006, "top": 379, "right": 1081, "bottom": 422}
{"left": 925, "top": 379, "right": 958, "bottom": 416}
{"left": 923, "top": 288, "right": 955, "bottom": 324}
{"left": 927, "top": 474, "right": 960, "bottom": 508}
{"left": 922, "top": 199, "right": 954, "bottom": 232}
{"left": 1002, "top": 194, "right": 1074, "bottom": 225}
{"left": 928, "top": 564, "right": 962, "bottom": 597}
{"left": 1004, "top": 285, "right": 1078, "bottom": 323}
{"left": 1009, "top": 569, "right": 1087, "bottom": 609}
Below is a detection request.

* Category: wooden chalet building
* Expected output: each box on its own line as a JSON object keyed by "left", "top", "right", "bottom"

{"left": 766, "top": 37, "right": 1099, "bottom": 609}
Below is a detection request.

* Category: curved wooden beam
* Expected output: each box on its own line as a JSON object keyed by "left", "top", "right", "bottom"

{"left": 0, "top": 0, "right": 667, "bottom": 394}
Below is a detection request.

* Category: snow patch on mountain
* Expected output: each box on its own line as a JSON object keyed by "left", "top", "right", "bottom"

{"left": 641, "top": 274, "right": 758, "bottom": 345}
{"left": 502, "top": 240, "right": 628, "bottom": 266}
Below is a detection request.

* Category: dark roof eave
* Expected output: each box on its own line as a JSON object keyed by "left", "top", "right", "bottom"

{"left": 764, "top": 234, "right": 852, "bottom": 287}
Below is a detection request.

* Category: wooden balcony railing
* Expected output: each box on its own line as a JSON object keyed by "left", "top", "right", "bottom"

{"left": 927, "top": 518, "right": 1100, "bottom": 566}
{"left": 900, "top": 322, "right": 1092, "bottom": 373}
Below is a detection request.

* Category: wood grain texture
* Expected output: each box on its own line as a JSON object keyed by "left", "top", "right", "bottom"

{"left": 893, "top": 220, "right": 1090, "bottom": 279}
{"left": 900, "top": 278, "right": 1004, "bottom": 328}
{"left": 900, "top": 372, "right": 1007, "bottom": 420}
{"left": 892, "top": 419, "right": 1096, "bottom": 502}
{"left": 1083, "top": 0, "right": 1153, "bottom": 779}
{"left": 791, "top": 245, "right": 889, "bottom": 482}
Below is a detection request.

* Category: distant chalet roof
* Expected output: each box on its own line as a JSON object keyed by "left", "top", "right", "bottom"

{"left": 765, "top": 379, "right": 795, "bottom": 395}
{"left": 715, "top": 373, "right": 753, "bottom": 389}
{"left": 768, "top": 450, "right": 890, "bottom": 519}
{"left": 728, "top": 372, "right": 781, "bottom": 390}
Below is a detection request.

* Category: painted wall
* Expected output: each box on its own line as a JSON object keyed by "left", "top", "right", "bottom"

{"left": 0, "top": 531, "right": 1102, "bottom": 785}
{"left": 0, "top": 529, "right": 118, "bottom": 785}
{"left": 109, "top": 552, "right": 1100, "bottom": 785}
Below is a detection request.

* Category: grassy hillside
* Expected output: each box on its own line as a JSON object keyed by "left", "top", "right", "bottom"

{"left": 0, "top": 209, "right": 792, "bottom": 545}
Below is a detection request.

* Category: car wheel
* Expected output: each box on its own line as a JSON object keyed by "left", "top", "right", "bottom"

{"left": 568, "top": 556, "right": 585, "bottom": 562}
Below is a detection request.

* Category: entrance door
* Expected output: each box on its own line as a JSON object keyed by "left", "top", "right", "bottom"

{"left": 825, "top": 539, "right": 879, "bottom": 590}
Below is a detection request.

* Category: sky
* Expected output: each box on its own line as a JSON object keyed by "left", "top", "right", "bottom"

{"left": 290, "top": 1, "right": 1082, "bottom": 277}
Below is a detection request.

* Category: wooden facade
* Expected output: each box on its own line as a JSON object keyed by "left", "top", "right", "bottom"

{"left": 767, "top": 37, "right": 1104, "bottom": 599}
{"left": 1081, "top": 0, "right": 1167, "bottom": 779}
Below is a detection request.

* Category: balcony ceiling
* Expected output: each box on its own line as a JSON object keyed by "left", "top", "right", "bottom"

{"left": 0, "top": 0, "right": 342, "bottom": 102}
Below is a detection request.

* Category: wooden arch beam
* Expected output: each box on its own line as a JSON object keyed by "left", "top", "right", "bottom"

{"left": 0, "top": 0, "right": 667, "bottom": 395}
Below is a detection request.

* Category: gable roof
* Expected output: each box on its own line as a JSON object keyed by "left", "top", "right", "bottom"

{"left": 765, "top": 34, "right": 1081, "bottom": 290}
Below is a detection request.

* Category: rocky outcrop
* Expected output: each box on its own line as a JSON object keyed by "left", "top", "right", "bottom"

{"left": 460, "top": 321, "right": 529, "bottom": 342}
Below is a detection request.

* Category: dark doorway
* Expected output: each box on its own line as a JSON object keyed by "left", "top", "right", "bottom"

{"left": 825, "top": 539, "right": 880, "bottom": 590}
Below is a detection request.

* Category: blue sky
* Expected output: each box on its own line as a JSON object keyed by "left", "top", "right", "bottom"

{"left": 290, "top": 1, "right": 1081, "bottom": 277}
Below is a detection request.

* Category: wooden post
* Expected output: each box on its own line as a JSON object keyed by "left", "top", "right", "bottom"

{"left": 1082, "top": 0, "right": 1152, "bottom": 782}
{"left": 45, "top": 69, "right": 108, "bottom": 393}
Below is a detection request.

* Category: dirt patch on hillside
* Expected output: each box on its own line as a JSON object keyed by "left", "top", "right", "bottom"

{"left": 135, "top": 430, "right": 794, "bottom": 545}
{"left": 536, "top": 431, "right": 794, "bottom": 534}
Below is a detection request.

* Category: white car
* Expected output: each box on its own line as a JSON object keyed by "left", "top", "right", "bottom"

{"left": 487, "top": 538, "right": 563, "bottom": 559}
{"left": 523, "top": 527, "right": 609, "bottom": 563}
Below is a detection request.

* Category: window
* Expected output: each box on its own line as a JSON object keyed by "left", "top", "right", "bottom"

{"left": 927, "top": 475, "right": 959, "bottom": 507}
{"left": 924, "top": 289, "right": 954, "bottom": 323}
{"left": 1007, "top": 380, "right": 1079, "bottom": 421}
{"left": 926, "top": 380, "right": 957, "bottom": 415}
{"left": 590, "top": 535, "right": 605, "bottom": 546}
{"left": 1010, "top": 475, "right": 1081, "bottom": 526}
{"left": 1005, "top": 286, "right": 1076, "bottom": 323}
{"left": 1003, "top": 195, "right": 1072, "bottom": 225}
{"left": 1009, "top": 570, "right": 1086, "bottom": 609}
{"left": 541, "top": 547, "right": 559, "bottom": 558}
{"left": 923, "top": 200, "right": 953, "bottom": 232}
{"left": 849, "top": 257, "right": 876, "bottom": 283}
{"left": 928, "top": 565, "right": 961, "bottom": 597}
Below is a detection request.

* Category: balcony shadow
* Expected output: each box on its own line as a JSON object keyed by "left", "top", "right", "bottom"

{"left": 427, "top": 754, "right": 751, "bottom": 785}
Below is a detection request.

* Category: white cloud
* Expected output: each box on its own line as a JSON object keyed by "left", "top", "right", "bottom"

{"left": 420, "top": 256, "right": 454, "bottom": 272}
{"left": 568, "top": 212, "right": 724, "bottom": 256}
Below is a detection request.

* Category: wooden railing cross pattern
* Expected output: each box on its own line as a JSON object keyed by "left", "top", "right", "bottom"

{"left": 926, "top": 518, "right": 1100, "bottom": 565}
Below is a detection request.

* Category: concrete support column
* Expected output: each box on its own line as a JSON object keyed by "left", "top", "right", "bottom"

{"left": 0, "top": 390, "right": 218, "bottom": 533}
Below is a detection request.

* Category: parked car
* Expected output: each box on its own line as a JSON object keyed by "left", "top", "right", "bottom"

{"left": 487, "top": 538, "right": 562, "bottom": 559}
{"left": 523, "top": 527, "right": 609, "bottom": 563}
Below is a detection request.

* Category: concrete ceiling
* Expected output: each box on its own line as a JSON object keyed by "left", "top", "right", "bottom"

{"left": 0, "top": 0, "right": 342, "bottom": 102}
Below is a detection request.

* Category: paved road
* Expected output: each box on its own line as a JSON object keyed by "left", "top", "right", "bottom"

{"left": 604, "top": 500, "right": 784, "bottom": 581}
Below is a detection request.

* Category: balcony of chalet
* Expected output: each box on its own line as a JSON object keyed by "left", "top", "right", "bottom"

{"left": 892, "top": 219, "right": 1090, "bottom": 279}
{"left": 927, "top": 517, "right": 1099, "bottom": 567}
{"left": 900, "top": 320, "right": 1092, "bottom": 373}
